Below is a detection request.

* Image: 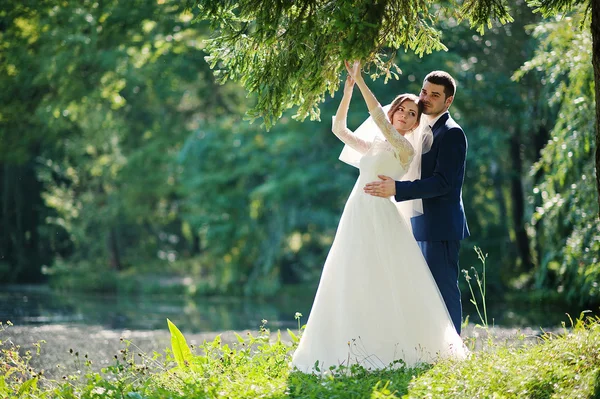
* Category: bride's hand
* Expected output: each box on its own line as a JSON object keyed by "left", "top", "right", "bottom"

{"left": 343, "top": 75, "right": 355, "bottom": 95}
{"left": 344, "top": 60, "right": 362, "bottom": 80}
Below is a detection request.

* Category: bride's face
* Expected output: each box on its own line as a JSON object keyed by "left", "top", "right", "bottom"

{"left": 391, "top": 100, "right": 419, "bottom": 134}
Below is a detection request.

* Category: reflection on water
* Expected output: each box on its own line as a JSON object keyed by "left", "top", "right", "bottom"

{"left": 1, "top": 285, "right": 313, "bottom": 333}
{"left": 0, "top": 285, "right": 591, "bottom": 332}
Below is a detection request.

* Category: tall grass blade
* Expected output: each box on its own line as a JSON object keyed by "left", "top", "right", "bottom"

{"left": 234, "top": 332, "right": 245, "bottom": 343}
{"left": 167, "top": 318, "right": 192, "bottom": 368}
{"left": 17, "top": 377, "right": 37, "bottom": 396}
{"left": 287, "top": 328, "right": 299, "bottom": 343}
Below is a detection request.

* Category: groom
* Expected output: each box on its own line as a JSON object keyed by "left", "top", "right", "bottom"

{"left": 364, "top": 71, "right": 469, "bottom": 334}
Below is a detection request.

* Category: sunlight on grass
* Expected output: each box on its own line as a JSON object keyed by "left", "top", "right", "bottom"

{"left": 3, "top": 249, "right": 599, "bottom": 398}
{"left": 2, "top": 314, "right": 600, "bottom": 398}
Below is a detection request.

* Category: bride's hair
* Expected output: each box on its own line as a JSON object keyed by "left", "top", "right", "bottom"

{"left": 387, "top": 93, "right": 424, "bottom": 126}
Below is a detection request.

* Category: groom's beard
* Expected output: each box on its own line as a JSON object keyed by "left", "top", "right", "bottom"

{"left": 421, "top": 102, "right": 434, "bottom": 114}
{"left": 422, "top": 103, "right": 445, "bottom": 117}
{"left": 422, "top": 103, "right": 434, "bottom": 114}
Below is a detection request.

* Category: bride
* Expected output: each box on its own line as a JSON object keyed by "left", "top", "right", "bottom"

{"left": 291, "top": 61, "right": 467, "bottom": 373}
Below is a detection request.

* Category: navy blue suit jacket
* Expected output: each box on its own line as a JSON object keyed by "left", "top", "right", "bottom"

{"left": 394, "top": 112, "right": 470, "bottom": 242}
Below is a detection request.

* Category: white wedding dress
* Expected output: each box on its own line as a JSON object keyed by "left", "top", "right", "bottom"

{"left": 291, "top": 107, "right": 466, "bottom": 373}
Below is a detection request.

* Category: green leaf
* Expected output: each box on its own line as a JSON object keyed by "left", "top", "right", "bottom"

{"left": 17, "top": 377, "right": 37, "bottom": 396}
{"left": 211, "top": 335, "right": 222, "bottom": 348}
{"left": 234, "top": 332, "right": 246, "bottom": 343}
{"left": 0, "top": 376, "right": 7, "bottom": 396}
{"left": 167, "top": 318, "right": 193, "bottom": 368}
{"left": 287, "top": 328, "right": 299, "bottom": 343}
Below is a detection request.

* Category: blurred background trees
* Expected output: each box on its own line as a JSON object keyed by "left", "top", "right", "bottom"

{"left": 0, "top": 0, "right": 597, "bottom": 307}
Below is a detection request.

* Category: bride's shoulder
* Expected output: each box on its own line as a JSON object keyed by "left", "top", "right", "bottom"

{"left": 373, "top": 135, "right": 392, "bottom": 145}
{"left": 369, "top": 136, "right": 393, "bottom": 152}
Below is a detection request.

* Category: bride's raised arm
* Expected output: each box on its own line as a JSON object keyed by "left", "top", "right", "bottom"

{"left": 345, "top": 61, "right": 415, "bottom": 164}
{"left": 331, "top": 75, "right": 372, "bottom": 155}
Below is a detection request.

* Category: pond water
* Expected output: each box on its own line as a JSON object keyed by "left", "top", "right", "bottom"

{"left": 0, "top": 284, "right": 589, "bottom": 333}
{"left": 0, "top": 285, "right": 306, "bottom": 333}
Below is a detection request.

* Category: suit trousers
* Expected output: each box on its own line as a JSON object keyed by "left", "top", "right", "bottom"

{"left": 417, "top": 240, "right": 462, "bottom": 334}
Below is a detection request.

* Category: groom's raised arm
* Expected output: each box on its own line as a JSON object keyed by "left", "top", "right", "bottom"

{"left": 394, "top": 126, "right": 466, "bottom": 202}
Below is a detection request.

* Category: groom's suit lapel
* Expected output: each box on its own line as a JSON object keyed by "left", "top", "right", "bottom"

{"left": 431, "top": 112, "right": 450, "bottom": 139}
{"left": 421, "top": 113, "right": 450, "bottom": 171}
{"left": 421, "top": 112, "right": 450, "bottom": 176}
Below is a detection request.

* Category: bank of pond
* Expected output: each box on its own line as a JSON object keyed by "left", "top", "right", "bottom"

{"left": 2, "top": 314, "right": 600, "bottom": 398}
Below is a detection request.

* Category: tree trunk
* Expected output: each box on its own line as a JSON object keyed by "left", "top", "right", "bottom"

{"left": 1, "top": 163, "right": 9, "bottom": 266}
{"left": 533, "top": 125, "right": 549, "bottom": 162}
{"left": 25, "top": 159, "right": 43, "bottom": 282}
{"left": 107, "top": 227, "right": 121, "bottom": 270}
{"left": 13, "top": 166, "right": 24, "bottom": 281}
{"left": 593, "top": 0, "right": 600, "bottom": 216}
{"left": 490, "top": 160, "right": 509, "bottom": 238}
{"left": 192, "top": 232, "right": 201, "bottom": 255}
{"left": 509, "top": 132, "right": 534, "bottom": 271}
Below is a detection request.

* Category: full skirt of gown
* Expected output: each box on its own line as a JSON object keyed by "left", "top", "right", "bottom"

{"left": 291, "top": 168, "right": 467, "bottom": 373}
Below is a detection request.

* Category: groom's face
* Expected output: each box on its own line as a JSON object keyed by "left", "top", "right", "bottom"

{"left": 419, "top": 82, "right": 453, "bottom": 116}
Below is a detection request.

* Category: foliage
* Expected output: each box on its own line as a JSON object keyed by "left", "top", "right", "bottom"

{"left": 176, "top": 116, "right": 352, "bottom": 295}
{"left": 28, "top": 0, "right": 210, "bottom": 273}
{"left": 3, "top": 317, "right": 600, "bottom": 398}
{"left": 515, "top": 9, "right": 599, "bottom": 305}
{"left": 1, "top": 0, "right": 244, "bottom": 283}
{"left": 408, "top": 315, "right": 600, "bottom": 398}
{"left": 194, "top": 0, "right": 512, "bottom": 128}
{"left": 0, "top": 2, "right": 69, "bottom": 282}
{"left": 527, "top": 0, "right": 592, "bottom": 17}
{"left": 0, "top": 0, "right": 356, "bottom": 296}
{"left": 0, "top": 0, "right": 598, "bottom": 310}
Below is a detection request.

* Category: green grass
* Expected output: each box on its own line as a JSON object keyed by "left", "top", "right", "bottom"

{"left": 3, "top": 315, "right": 600, "bottom": 399}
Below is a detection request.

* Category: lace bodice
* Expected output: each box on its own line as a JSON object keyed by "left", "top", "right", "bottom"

{"left": 332, "top": 106, "right": 415, "bottom": 173}
{"left": 357, "top": 137, "right": 408, "bottom": 185}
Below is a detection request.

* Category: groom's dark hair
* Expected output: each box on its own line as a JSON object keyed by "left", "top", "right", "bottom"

{"left": 424, "top": 71, "right": 456, "bottom": 99}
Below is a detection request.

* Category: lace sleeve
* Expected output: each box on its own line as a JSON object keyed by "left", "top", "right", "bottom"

{"left": 332, "top": 116, "right": 371, "bottom": 155}
{"left": 370, "top": 106, "right": 415, "bottom": 167}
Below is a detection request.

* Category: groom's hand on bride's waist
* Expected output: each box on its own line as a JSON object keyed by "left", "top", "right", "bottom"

{"left": 364, "top": 175, "right": 396, "bottom": 197}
